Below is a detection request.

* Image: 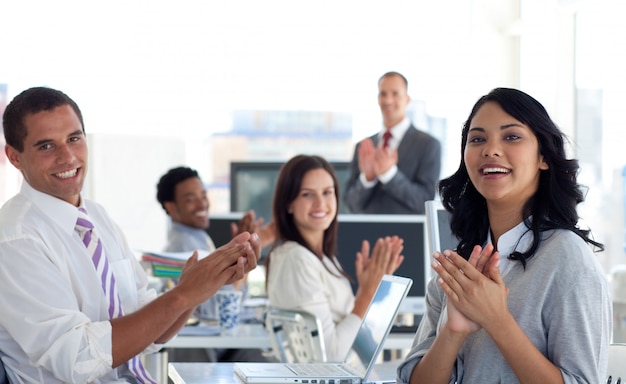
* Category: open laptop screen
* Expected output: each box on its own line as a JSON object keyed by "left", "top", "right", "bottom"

{"left": 344, "top": 275, "right": 413, "bottom": 377}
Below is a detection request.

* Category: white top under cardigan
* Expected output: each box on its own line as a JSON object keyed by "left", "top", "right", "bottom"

{"left": 266, "top": 241, "right": 362, "bottom": 362}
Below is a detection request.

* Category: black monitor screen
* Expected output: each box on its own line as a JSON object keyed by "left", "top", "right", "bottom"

{"left": 230, "top": 161, "right": 351, "bottom": 223}
{"left": 334, "top": 214, "right": 427, "bottom": 298}
{"left": 206, "top": 212, "right": 244, "bottom": 248}
{"left": 208, "top": 213, "right": 428, "bottom": 298}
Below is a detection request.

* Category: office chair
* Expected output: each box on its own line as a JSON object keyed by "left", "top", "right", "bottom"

{"left": 264, "top": 307, "right": 326, "bottom": 363}
{"left": 607, "top": 343, "right": 626, "bottom": 383}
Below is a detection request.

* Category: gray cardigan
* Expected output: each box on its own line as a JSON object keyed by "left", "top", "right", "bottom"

{"left": 397, "top": 229, "right": 611, "bottom": 383}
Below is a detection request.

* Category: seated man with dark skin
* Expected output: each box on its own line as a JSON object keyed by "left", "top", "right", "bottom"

{"left": 156, "top": 166, "right": 275, "bottom": 362}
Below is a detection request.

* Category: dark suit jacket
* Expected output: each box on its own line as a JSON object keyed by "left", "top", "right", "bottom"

{"left": 344, "top": 124, "right": 441, "bottom": 214}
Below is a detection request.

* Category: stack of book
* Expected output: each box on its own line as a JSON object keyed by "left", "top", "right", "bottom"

{"left": 141, "top": 251, "right": 204, "bottom": 278}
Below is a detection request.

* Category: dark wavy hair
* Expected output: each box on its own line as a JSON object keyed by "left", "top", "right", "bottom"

{"left": 3, "top": 87, "right": 85, "bottom": 152}
{"left": 438, "top": 87, "right": 603, "bottom": 267}
{"left": 265, "top": 155, "right": 350, "bottom": 283}
{"left": 156, "top": 166, "right": 200, "bottom": 213}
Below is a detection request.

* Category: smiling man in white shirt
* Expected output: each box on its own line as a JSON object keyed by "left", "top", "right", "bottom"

{"left": 0, "top": 86, "right": 260, "bottom": 383}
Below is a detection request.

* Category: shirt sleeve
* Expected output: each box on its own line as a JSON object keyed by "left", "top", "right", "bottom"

{"left": 359, "top": 172, "right": 377, "bottom": 189}
{"left": 377, "top": 164, "right": 398, "bottom": 184}
{"left": 0, "top": 235, "right": 117, "bottom": 383}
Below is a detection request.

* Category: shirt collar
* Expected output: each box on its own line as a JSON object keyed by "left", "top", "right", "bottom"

{"left": 486, "top": 218, "right": 534, "bottom": 274}
{"left": 380, "top": 116, "right": 411, "bottom": 143}
{"left": 20, "top": 181, "right": 82, "bottom": 236}
{"left": 170, "top": 221, "right": 207, "bottom": 235}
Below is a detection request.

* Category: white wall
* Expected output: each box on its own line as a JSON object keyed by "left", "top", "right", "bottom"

{"left": 86, "top": 134, "right": 186, "bottom": 251}
{"left": 7, "top": 0, "right": 623, "bottom": 268}
{"left": 0, "top": 0, "right": 526, "bottom": 250}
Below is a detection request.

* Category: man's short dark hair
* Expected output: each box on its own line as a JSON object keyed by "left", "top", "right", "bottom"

{"left": 156, "top": 166, "right": 201, "bottom": 212}
{"left": 378, "top": 71, "right": 408, "bottom": 90}
{"left": 2, "top": 87, "right": 85, "bottom": 152}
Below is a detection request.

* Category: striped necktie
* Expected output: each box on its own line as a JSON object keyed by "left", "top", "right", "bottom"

{"left": 76, "top": 208, "right": 156, "bottom": 384}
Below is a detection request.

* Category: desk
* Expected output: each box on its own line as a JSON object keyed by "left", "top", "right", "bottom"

{"left": 165, "top": 323, "right": 415, "bottom": 351}
{"left": 168, "top": 362, "right": 399, "bottom": 384}
{"left": 156, "top": 300, "right": 421, "bottom": 383}
{"left": 166, "top": 323, "right": 270, "bottom": 349}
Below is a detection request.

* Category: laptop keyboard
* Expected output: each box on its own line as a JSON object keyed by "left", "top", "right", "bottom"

{"left": 287, "top": 363, "right": 353, "bottom": 377}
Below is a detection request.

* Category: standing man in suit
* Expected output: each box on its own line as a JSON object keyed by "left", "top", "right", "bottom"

{"left": 344, "top": 71, "right": 441, "bottom": 214}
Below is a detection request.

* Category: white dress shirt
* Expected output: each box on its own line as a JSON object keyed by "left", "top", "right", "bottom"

{"left": 0, "top": 182, "right": 158, "bottom": 383}
{"left": 266, "top": 241, "right": 362, "bottom": 362}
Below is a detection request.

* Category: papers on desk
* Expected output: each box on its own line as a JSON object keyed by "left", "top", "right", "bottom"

{"left": 242, "top": 297, "right": 269, "bottom": 308}
{"left": 178, "top": 323, "right": 221, "bottom": 336}
{"left": 141, "top": 250, "right": 211, "bottom": 278}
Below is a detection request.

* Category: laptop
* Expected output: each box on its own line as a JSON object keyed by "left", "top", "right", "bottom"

{"left": 234, "top": 274, "right": 413, "bottom": 384}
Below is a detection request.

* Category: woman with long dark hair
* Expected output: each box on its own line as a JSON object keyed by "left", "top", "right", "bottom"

{"left": 398, "top": 88, "right": 611, "bottom": 383}
{"left": 265, "top": 154, "right": 404, "bottom": 362}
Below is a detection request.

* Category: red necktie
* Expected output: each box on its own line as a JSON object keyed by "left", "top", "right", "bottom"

{"left": 382, "top": 131, "right": 392, "bottom": 149}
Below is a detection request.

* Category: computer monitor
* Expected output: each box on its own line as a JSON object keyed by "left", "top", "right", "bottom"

{"left": 206, "top": 212, "right": 246, "bottom": 248}
{"left": 230, "top": 161, "right": 351, "bottom": 222}
{"left": 206, "top": 212, "right": 268, "bottom": 297}
{"left": 334, "top": 214, "right": 428, "bottom": 299}
{"left": 207, "top": 213, "right": 429, "bottom": 302}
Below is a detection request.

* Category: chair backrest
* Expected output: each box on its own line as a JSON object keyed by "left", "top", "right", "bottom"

{"left": 607, "top": 343, "right": 626, "bottom": 383}
{"left": 264, "top": 307, "right": 326, "bottom": 363}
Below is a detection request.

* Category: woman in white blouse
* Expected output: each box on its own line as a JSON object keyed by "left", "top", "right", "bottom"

{"left": 265, "top": 154, "right": 404, "bottom": 362}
